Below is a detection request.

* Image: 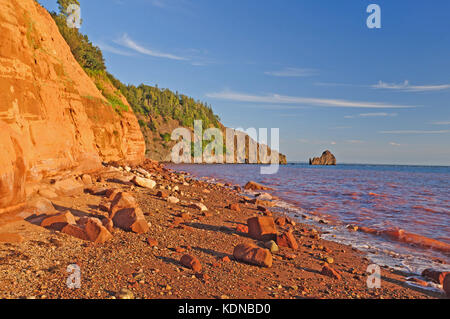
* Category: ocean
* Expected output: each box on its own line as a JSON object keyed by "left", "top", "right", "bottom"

{"left": 167, "top": 163, "right": 450, "bottom": 275}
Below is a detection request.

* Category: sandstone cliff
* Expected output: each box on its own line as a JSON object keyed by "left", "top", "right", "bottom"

{"left": 309, "top": 150, "right": 336, "bottom": 166}
{"left": 0, "top": 0, "right": 145, "bottom": 212}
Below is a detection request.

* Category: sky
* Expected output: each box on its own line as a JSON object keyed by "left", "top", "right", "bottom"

{"left": 39, "top": 0, "right": 450, "bottom": 165}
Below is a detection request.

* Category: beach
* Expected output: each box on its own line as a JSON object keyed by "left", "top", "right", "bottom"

{"left": 0, "top": 161, "right": 446, "bottom": 299}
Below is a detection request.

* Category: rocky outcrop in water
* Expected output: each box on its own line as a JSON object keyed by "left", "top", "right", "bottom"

{"left": 309, "top": 150, "right": 336, "bottom": 166}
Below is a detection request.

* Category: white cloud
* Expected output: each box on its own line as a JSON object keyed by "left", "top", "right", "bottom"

{"left": 265, "top": 68, "right": 319, "bottom": 77}
{"left": 380, "top": 130, "right": 450, "bottom": 134}
{"left": 97, "top": 43, "right": 134, "bottom": 56}
{"left": 345, "top": 112, "right": 398, "bottom": 119}
{"left": 373, "top": 80, "right": 450, "bottom": 92}
{"left": 389, "top": 142, "right": 401, "bottom": 146}
{"left": 205, "top": 90, "right": 415, "bottom": 109}
{"left": 431, "top": 121, "right": 450, "bottom": 125}
{"left": 115, "top": 34, "right": 188, "bottom": 61}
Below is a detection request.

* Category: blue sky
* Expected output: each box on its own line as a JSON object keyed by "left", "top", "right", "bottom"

{"left": 39, "top": 0, "right": 450, "bottom": 165}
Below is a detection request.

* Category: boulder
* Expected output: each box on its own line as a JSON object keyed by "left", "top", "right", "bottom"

{"left": 156, "top": 190, "right": 169, "bottom": 199}
{"left": 85, "top": 218, "right": 113, "bottom": 244}
{"left": 132, "top": 176, "right": 156, "bottom": 189}
{"left": 189, "top": 202, "right": 208, "bottom": 212}
{"left": 180, "top": 254, "right": 202, "bottom": 272}
{"left": 112, "top": 207, "right": 149, "bottom": 234}
{"left": 277, "top": 230, "right": 299, "bottom": 250}
{"left": 244, "top": 181, "right": 273, "bottom": 191}
{"left": 61, "top": 224, "right": 88, "bottom": 241}
{"left": 52, "top": 178, "right": 85, "bottom": 196}
{"left": 321, "top": 264, "right": 341, "bottom": 280}
{"left": 41, "top": 211, "right": 76, "bottom": 230}
{"left": 265, "top": 240, "right": 279, "bottom": 253}
{"left": 309, "top": 150, "right": 336, "bottom": 166}
{"left": 227, "top": 203, "right": 241, "bottom": 212}
{"left": 233, "top": 243, "right": 273, "bottom": 268}
{"left": 444, "top": 274, "right": 450, "bottom": 297}
{"left": 167, "top": 196, "right": 180, "bottom": 204}
{"left": 235, "top": 224, "right": 249, "bottom": 233}
{"left": 247, "top": 216, "right": 277, "bottom": 241}
{"left": 421, "top": 269, "right": 449, "bottom": 285}
{"left": 102, "top": 218, "right": 115, "bottom": 233}
{"left": 109, "top": 192, "right": 138, "bottom": 219}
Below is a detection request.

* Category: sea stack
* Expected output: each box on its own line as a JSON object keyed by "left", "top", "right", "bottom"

{"left": 309, "top": 150, "right": 336, "bottom": 165}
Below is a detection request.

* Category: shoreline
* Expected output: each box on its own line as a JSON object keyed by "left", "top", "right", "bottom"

{"left": 0, "top": 161, "right": 447, "bottom": 299}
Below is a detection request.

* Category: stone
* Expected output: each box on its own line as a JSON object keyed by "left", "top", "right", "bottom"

{"left": 421, "top": 269, "right": 449, "bottom": 285}
{"left": 106, "top": 189, "right": 121, "bottom": 200}
{"left": 156, "top": 190, "right": 169, "bottom": 199}
{"left": 244, "top": 181, "right": 272, "bottom": 191}
{"left": 321, "top": 264, "right": 341, "bottom": 280}
{"left": 167, "top": 196, "right": 180, "bottom": 204}
{"left": 102, "top": 218, "right": 115, "bottom": 233}
{"left": 227, "top": 203, "right": 241, "bottom": 212}
{"left": 265, "top": 240, "right": 279, "bottom": 253}
{"left": 52, "top": 178, "right": 84, "bottom": 196}
{"left": 275, "top": 217, "right": 286, "bottom": 227}
{"left": 233, "top": 243, "right": 273, "bottom": 268}
{"left": 309, "top": 150, "right": 336, "bottom": 166}
{"left": 109, "top": 192, "right": 138, "bottom": 219}
{"left": 247, "top": 216, "right": 277, "bottom": 241}
{"left": 132, "top": 176, "right": 156, "bottom": 189}
{"left": 116, "top": 288, "right": 134, "bottom": 299}
{"left": 147, "top": 237, "right": 158, "bottom": 247}
{"left": 38, "top": 189, "right": 58, "bottom": 199}
{"left": 84, "top": 218, "right": 113, "bottom": 244}
{"left": 189, "top": 202, "right": 208, "bottom": 212}
{"left": 180, "top": 254, "right": 202, "bottom": 272}
{"left": 444, "top": 274, "right": 450, "bottom": 297}
{"left": 256, "top": 193, "right": 272, "bottom": 201}
{"left": 41, "top": 211, "right": 76, "bottom": 230}
{"left": 236, "top": 224, "right": 249, "bottom": 233}
{"left": 81, "top": 174, "right": 92, "bottom": 185}
{"left": 61, "top": 224, "right": 88, "bottom": 241}
{"left": 112, "top": 207, "right": 149, "bottom": 234}
{"left": 277, "top": 230, "right": 299, "bottom": 250}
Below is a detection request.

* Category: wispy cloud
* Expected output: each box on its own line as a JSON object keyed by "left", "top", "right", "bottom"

{"left": 115, "top": 34, "right": 188, "bottom": 61}
{"left": 373, "top": 80, "right": 450, "bottom": 92}
{"left": 97, "top": 42, "right": 134, "bottom": 56}
{"left": 389, "top": 142, "right": 401, "bottom": 146}
{"left": 380, "top": 130, "right": 450, "bottom": 134}
{"left": 345, "top": 112, "right": 398, "bottom": 119}
{"left": 431, "top": 121, "right": 450, "bottom": 125}
{"left": 265, "top": 67, "right": 319, "bottom": 77}
{"left": 205, "top": 90, "right": 416, "bottom": 109}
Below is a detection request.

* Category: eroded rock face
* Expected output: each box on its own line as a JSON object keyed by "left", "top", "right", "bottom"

{"left": 309, "top": 150, "right": 336, "bottom": 165}
{"left": 0, "top": 0, "right": 145, "bottom": 212}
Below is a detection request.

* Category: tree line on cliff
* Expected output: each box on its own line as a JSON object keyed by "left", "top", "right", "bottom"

{"left": 47, "top": 0, "right": 221, "bottom": 129}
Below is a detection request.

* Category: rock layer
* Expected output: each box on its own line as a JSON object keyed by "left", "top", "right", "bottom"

{"left": 0, "top": 0, "right": 145, "bottom": 212}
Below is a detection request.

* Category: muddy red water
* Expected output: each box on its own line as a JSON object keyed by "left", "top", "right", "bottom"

{"left": 168, "top": 163, "right": 450, "bottom": 273}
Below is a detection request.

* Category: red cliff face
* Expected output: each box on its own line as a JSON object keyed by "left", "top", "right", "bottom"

{"left": 0, "top": 0, "right": 145, "bottom": 212}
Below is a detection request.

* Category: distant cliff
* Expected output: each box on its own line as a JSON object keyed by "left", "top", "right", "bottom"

{"left": 309, "top": 150, "right": 336, "bottom": 165}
